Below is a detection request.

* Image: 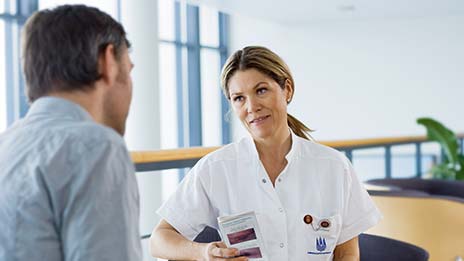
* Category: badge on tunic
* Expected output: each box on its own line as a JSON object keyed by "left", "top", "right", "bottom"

{"left": 319, "top": 219, "right": 331, "bottom": 229}
{"left": 303, "top": 214, "right": 313, "bottom": 224}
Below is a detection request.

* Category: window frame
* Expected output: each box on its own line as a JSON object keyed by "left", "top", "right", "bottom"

{"left": 1, "top": 0, "right": 37, "bottom": 127}
{"left": 158, "top": 2, "right": 230, "bottom": 181}
{"left": 159, "top": 2, "right": 230, "bottom": 149}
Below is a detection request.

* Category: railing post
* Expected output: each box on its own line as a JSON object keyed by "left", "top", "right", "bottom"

{"left": 415, "top": 142, "right": 422, "bottom": 178}
{"left": 440, "top": 148, "right": 446, "bottom": 163}
{"left": 459, "top": 138, "right": 464, "bottom": 154}
{"left": 345, "top": 149, "right": 353, "bottom": 163}
{"left": 385, "top": 146, "right": 392, "bottom": 178}
{"left": 431, "top": 154, "right": 438, "bottom": 165}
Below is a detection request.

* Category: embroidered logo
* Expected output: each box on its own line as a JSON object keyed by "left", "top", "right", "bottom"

{"left": 316, "top": 237, "right": 327, "bottom": 251}
{"left": 307, "top": 237, "right": 331, "bottom": 255}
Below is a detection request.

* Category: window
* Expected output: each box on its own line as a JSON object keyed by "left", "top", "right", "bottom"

{"left": 0, "top": 0, "right": 36, "bottom": 132}
{"left": 0, "top": 19, "right": 6, "bottom": 131}
{"left": 0, "top": 0, "right": 119, "bottom": 133}
{"left": 158, "top": 0, "right": 229, "bottom": 149}
{"left": 158, "top": 0, "right": 230, "bottom": 200}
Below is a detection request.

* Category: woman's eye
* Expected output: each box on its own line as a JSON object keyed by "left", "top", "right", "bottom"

{"left": 233, "top": 96, "right": 244, "bottom": 102}
{"left": 257, "top": 87, "right": 267, "bottom": 94}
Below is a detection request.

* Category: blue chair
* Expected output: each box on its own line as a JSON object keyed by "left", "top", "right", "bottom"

{"left": 193, "top": 226, "right": 221, "bottom": 243}
{"left": 359, "top": 233, "right": 429, "bottom": 261}
{"left": 190, "top": 227, "right": 429, "bottom": 261}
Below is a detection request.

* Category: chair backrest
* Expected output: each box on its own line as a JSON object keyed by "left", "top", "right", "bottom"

{"left": 368, "top": 195, "right": 464, "bottom": 261}
{"left": 193, "top": 226, "right": 221, "bottom": 243}
{"left": 366, "top": 178, "right": 464, "bottom": 199}
{"left": 368, "top": 189, "right": 430, "bottom": 197}
{"left": 359, "top": 233, "right": 429, "bottom": 261}
{"left": 190, "top": 227, "right": 429, "bottom": 261}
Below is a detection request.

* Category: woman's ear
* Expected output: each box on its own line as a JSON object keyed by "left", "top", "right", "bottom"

{"left": 97, "top": 44, "right": 118, "bottom": 88}
{"left": 284, "top": 78, "right": 294, "bottom": 103}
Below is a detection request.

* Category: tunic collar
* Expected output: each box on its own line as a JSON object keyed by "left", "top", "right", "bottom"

{"left": 245, "top": 128, "right": 301, "bottom": 164}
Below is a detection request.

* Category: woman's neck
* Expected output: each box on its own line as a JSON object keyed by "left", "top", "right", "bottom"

{"left": 255, "top": 129, "right": 292, "bottom": 159}
{"left": 254, "top": 128, "right": 292, "bottom": 184}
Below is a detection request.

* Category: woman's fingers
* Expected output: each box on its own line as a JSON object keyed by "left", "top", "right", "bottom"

{"left": 204, "top": 241, "right": 249, "bottom": 260}
{"left": 210, "top": 242, "right": 239, "bottom": 257}
{"left": 212, "top": 257, "right": 248, "bottom": 261}
{"left": 215, "top": 241, "right": 228, "bottom": 249}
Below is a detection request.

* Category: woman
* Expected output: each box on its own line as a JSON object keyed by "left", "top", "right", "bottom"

{"left": 150, "top": 46, "right": 381, "bottom": 261}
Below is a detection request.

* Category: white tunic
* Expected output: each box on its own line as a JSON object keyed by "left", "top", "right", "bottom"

{"left": 158, "top": 132, "right": 382, "bottom": 260}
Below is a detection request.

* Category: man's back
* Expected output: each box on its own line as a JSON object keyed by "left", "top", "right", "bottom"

{"left": 0, "top": 97, "right": 141, "bottom": 261}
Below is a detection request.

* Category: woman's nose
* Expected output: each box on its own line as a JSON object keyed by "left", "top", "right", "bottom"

{"left": 246, "top": 97, "right": 261, "bottom": 113}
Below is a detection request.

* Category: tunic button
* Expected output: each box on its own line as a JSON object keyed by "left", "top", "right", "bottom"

{"left": 280, "top": 243, "right": 285, "bottom": 248}
{"left": 278, "top": 178, "right": 282, "bottom": 182}
{"left": 279, "top": 208, "right": 284, "bottom": 213}
{"left": 262, "top": 178, "right": 267, "bottom": 183}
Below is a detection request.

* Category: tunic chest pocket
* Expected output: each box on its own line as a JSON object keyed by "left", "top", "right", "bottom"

{"left": 299, "top": 213, "right": 342, "bottom": 260}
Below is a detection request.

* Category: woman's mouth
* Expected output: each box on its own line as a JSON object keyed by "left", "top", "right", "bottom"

{"left": 249, "top": 115, "right": 270, "bottom": 124}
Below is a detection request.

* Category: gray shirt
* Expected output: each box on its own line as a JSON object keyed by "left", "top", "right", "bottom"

{"left": 0, "top": 97, "right": 142, "bottom": 261}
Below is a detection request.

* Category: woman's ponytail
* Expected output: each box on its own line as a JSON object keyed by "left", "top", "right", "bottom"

{"left": 287, "top": 113, "right": 313, "bottom": 140}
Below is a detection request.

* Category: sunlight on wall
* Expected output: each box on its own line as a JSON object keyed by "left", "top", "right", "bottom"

{"left": 0, "top": 20, "right": 6, "bottom": 132}
{"left": 200, "top": 49, "right": 221, "bottom": 146}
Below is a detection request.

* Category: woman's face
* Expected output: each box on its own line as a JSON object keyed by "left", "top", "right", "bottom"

{"left": 228, "top": 68, "right": 293, "bottom": 142}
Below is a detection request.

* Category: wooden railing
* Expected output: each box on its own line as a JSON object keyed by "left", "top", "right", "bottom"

{"left": 134, "top": 133, "right": 464, "bottom": 240}
{"left": 131, "top": 134, "right": 464, "bottom": 178}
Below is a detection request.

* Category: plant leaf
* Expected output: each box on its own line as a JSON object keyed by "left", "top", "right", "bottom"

{"left": 456, "top": 155, "right": 464, "bottom": 180}
{"left": 417, "top": 117, "right": 458, "bottom": 164}
{"left": 430, "top": 164, "right": 455, "bottom": 180}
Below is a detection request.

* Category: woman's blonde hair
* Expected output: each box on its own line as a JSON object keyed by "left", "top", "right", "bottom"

{"left": 220, "top": 46, "right": 312, "bottom": 140}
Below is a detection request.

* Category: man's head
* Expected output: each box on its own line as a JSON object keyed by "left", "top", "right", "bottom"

{"left": 22, "top": 5, "right": 133, "bottom": 135}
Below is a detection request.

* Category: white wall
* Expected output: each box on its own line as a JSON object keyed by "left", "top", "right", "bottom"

{"left": 229, "top": 14, "right": 464, "bottom": 141}
{"left": 120, "top": 0, "right": 161, "bottom": 260}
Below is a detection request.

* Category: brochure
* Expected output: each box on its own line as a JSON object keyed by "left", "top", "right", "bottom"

{"left": 217, "top": 211, "right": 267, "bottom": 260}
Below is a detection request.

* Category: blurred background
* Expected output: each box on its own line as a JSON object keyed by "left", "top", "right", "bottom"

{"left": 1, "top": 0, "right": 463, "bottom": 259}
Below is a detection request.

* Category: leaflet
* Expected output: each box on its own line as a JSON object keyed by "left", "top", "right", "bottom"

{"left": 217, "top": 211, "right": 267, "bottom": 260}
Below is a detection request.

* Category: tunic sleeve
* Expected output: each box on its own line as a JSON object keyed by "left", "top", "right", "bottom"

{"left": 157, "top": 158, "right": 218, "bottom": 240}
{"left": 337, "top": 157, "right": 382, "bottom": 244}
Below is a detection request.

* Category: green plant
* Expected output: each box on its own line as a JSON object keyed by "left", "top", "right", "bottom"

{"left": 417, "top": 117, "right": 464, "bottom": 180}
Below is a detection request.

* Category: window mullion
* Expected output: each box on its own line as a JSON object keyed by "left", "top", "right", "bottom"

{"left": 218, "top": 12, "right": 230, "bottom": 144}
{"left": 186, "top": 4, "right": 202, "bottom": 146}
{"left": 5, "top": 0, "right": 16, "bottom": 125}
{"left": 174, "top": 1, "right": 184, "bottom": 148}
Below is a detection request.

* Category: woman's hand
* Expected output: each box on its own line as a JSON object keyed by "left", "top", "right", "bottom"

{"left": 200, "top": 241, "right": 248, "bottom": 261}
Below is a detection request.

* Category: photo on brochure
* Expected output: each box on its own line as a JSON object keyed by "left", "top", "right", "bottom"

{"left": 217, "top": 211, "right": 267, "bottom": 260}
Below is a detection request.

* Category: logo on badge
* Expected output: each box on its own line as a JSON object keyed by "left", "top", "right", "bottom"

{"left": 316, "top": 237, "right": 327, "bottom": 252}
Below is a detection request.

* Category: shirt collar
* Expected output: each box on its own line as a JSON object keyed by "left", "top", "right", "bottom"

{"left": 26, "top": 96, "right": 94, "bottom": 122}
{"left": 285, "top": 129, "right": 299, "bottom": 162}
{"left": 245, "top": 128, "right": 300, "bottom": 163}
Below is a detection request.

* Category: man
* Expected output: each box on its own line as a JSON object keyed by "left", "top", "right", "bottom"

{"left": 0, "top": 5, "right": 142, "bottom": 261}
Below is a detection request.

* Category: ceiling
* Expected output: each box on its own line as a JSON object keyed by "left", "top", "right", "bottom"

{"left": 189, "top": 0, "right": 464, "bottom": 25}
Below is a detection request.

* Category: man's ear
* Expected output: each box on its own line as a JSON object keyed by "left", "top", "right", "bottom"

{"left": 97, "top": 44, "right": 118, "bottom": 87}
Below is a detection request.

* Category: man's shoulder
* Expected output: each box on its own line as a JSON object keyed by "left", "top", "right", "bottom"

{"left": 1, "top": 117, "right": 126, "bottom": 164}
{"left": 65, "top": 120, "right": 124, "bottom": 147}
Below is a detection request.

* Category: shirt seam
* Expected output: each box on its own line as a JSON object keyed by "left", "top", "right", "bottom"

{"left": 157, "top": 205, "right": 201, "bottom": 240}
{"left": 337, "top": 207, "right": 382, "bottom": 244}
